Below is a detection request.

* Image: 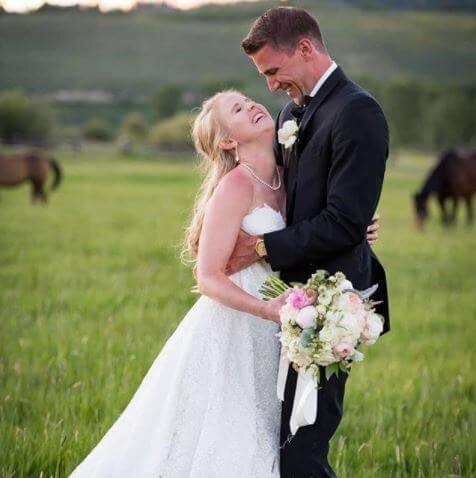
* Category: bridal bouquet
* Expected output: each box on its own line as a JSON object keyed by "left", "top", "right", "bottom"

{"left": 260, "top": 270, "right": 384, "bottom": 383}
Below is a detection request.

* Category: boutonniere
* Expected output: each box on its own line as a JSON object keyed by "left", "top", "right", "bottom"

{"left": 278, "top": 119, "right": 299, "bottom": 149}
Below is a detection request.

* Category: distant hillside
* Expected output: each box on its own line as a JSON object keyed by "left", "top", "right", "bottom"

{"left": 0, "top": 0, "right": 475, "bottom": 100}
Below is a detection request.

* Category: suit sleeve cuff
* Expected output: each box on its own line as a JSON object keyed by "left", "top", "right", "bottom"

{"left": 263, "top": 229, "right": 293, "bottom": 272}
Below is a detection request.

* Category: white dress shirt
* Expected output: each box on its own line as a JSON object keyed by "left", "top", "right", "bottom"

{"left": 309, "top": 60, "right": 338, "bottom": 97}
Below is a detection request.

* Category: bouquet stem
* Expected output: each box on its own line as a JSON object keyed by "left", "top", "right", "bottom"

{"left": 259, "top": 275, "right": 291, "bottom": 300}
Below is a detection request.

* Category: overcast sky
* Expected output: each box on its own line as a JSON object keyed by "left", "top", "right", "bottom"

{"left": 1, "top": 0, "right": 259, "bottom": 13}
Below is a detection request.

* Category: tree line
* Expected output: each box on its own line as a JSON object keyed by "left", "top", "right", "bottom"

{"left": 0, "top": 78, "right": 474, "bottom": 152}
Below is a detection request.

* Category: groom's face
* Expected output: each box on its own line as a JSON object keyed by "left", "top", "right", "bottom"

{"left": 250, "top": 44, "right": 308, "bottom": 105}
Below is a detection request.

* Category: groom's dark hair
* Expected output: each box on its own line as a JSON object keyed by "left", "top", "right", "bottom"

{"left": 241, "top": 7, "right": 326, "bottom": 55}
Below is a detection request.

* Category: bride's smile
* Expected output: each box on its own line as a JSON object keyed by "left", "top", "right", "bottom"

{"left": 216, "top": 92, "right": 275, "bottom": 140}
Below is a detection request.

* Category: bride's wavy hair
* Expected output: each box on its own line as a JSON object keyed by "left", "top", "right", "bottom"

{"left": 181, "top": 90, "right": 240, "bottom": 267}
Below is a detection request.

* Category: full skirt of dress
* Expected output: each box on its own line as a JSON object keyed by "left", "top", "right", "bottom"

{"left": 70, "top": 261, "right": 281, "bottom": 478}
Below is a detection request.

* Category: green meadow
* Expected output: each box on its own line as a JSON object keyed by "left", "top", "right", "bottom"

{"left": 0, "top": 150, "right": 474, "bottom": 477}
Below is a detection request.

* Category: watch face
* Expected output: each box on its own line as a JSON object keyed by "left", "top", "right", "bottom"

{"left": 257, "top": 241, "right": 266, "bottom": 257}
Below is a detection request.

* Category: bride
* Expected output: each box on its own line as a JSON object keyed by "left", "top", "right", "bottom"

{"left": 69, "top": 90, "right": 378, "bottom": 477}
{"left": 70, "top": 90, "right": 288, "bottom": 478}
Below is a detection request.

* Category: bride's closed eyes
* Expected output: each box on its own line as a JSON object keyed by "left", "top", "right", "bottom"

{"left": 216, "top": 92, "right": 275, "bottom": 143}
{"left": 232, "top": 97, "right": 251, "bottom": 114}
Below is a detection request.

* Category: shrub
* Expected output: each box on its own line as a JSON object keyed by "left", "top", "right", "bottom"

{"left": 424, "top": 92, "right": 476, "bottom": 148}
{"left": 151, "top": 84, "right": 185, "bottom": 120}
{"left": 381, "top": 80, "right": 436, "bottom": 148}
{"left": 149, "top": 112, "right": 195, "bottom": 150}
{"left": 82, "top": 118, "right": 114, "bottom": 142}
{"left": 120, "top": 112, "right": 148, "bottom": 141}
{"left": 0, "top": 90, "right": 55, "bottom": 144}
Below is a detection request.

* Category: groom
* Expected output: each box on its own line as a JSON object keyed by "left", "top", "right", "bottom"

{"left": 227, "top": 6, "right": 390, "bottom": 478}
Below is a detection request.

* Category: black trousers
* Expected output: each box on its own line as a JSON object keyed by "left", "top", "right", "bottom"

{"left": 280, "top": 366, "right": 348, "bottom": 478}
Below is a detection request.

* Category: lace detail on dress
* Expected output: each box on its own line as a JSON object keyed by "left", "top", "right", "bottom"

{"left": 69, "top": 205, "right": 286, "bottom": 478}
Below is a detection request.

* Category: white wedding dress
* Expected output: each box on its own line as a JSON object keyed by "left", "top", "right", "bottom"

{"left": 70, "top": 204, "right": 285, "bottom": 478}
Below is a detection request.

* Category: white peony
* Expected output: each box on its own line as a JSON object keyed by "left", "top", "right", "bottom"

{"left": 318, "top": 324, "right": 342, "bottom": 347}
{"left": 360, "top": 313, "right": 384, "bottom": 346}
{"left": 325, "top": 309, "right": 342, "bottom": 325}
{"left": 277, "top": 120, "right": 299, "bottom": 149}
{"left": 295, "top": 306, "right": 318, "bottom": 329}
{"left": 339, "top": 311, "right": 366, "bottom": 338}
{"left": 280, "top": 303, "right": 299, "bottom": 325}
{"left": 336, "top": 292, "right": 364, "bottom": 315}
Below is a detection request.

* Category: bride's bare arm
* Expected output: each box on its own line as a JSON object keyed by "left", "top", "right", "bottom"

{"left": 196, "top": 172, "right": 282, "bottom": 322}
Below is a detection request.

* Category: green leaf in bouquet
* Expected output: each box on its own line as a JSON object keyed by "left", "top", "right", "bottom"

{"left": 339, "top": 361, "right": 350, "bottom": 374}
{"left": 325, "top": 363, "right": 340, "bottom": 381}
{"left": 300, "top": 328, "right": 315, "bottom": 348}
{"left": 314, "top": 365, "right": 321, "bottom": 383}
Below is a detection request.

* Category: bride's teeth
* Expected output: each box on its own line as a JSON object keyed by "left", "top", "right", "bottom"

{"left": 254, "top": 113, "right": 264, "bottom": 124}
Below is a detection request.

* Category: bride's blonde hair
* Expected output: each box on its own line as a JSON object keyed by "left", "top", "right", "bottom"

{"left": 181, "top": 90, "right": 239, "bottom": 266}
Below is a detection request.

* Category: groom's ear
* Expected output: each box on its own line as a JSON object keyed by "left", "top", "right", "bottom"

{"left": 297, "top": 38, "right": 315, "bottom": 59}
{"left": 219, "top": 138, "right": 238, "bottom": 151}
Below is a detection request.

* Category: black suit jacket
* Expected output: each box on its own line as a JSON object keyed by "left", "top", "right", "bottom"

{"left": 264, "top": 66, "right": 390, "bottom": 333}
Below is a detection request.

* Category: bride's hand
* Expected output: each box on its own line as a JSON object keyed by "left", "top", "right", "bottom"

{"left": 261, "top": 291, "right": 291, "bottom": 324}
{"left": 367, "top": 212, "right": 380, "bottom": 245}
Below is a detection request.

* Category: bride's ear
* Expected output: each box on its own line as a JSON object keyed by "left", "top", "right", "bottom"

{"left": 219, "top": 138, "right": 238, "bottom": 151}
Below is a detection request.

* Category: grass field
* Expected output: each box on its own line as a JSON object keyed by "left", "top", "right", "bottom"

{"left": 0, "top": 150, "right": 475, "bottom": 477}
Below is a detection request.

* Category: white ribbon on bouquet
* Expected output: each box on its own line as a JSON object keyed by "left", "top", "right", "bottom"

{"left": 277, "top": 350, "right": 318, "bottom": 435}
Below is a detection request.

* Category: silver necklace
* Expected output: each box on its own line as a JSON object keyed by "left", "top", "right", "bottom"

{"left": 240, "top": 163, "right": 281, "bottom": 191}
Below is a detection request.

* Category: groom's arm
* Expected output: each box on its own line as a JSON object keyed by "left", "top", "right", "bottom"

{"left": 264, "top": 96, "right": 389, "bottom": 272}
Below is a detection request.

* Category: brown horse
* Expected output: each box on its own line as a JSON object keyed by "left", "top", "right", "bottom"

{"left": 414, "top": 148, "right": 476, "bottom": 228}
{"left": 0, "top": 151, "right": 62, "bottom": 203}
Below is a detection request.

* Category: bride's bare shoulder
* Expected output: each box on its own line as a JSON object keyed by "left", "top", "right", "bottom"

{"left": 213, "top": 167, "right": 254, "bottom": 203}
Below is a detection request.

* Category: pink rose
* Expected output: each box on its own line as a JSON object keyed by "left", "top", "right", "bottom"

{"left": 287, "top": 289, "right": 314, "bottom": 309}
{"left": 302, "top": 286, "right": 317, "bottom": 304}
{"left": 333, "top": 337, "right": 355, "bottom": 358}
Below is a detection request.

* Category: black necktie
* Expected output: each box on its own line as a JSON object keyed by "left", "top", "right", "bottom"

{"left": 290, "top": 103, "right": 305, "bottom": 123}
{"left": 290, "top": 95, "right": 312, "bottom": 124}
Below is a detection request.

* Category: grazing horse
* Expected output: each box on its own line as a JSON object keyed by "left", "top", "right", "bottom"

{"left": 0, "top": 151, "right": 62, "bottom": 203}
{"left": 414, "top": 148, "right": 476, "bottom": 228}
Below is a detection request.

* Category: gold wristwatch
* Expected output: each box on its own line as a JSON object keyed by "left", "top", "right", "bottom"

{"left": 255, "top": 238, "right": 267, "bottom": 258}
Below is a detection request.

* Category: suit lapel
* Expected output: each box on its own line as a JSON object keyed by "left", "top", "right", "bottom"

{"left": 285, "top": 144, "right": 299, "bottom": 219}
{"left": 298, "top": 66, "right": 346, "bottom": 139}
{"left": 285, "top": 67, "right": 347, "bottom": 222}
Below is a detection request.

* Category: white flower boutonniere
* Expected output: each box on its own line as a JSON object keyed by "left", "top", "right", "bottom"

{"left": 278, "top": 119, "right": 299, "bottom": 149}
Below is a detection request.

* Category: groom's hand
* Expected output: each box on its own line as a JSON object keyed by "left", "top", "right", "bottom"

{"left": 225, "top": 230, "right": 260, "bottom": 276}
{"left": 367, "top": 212, "right": 380, "bottom": 245}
